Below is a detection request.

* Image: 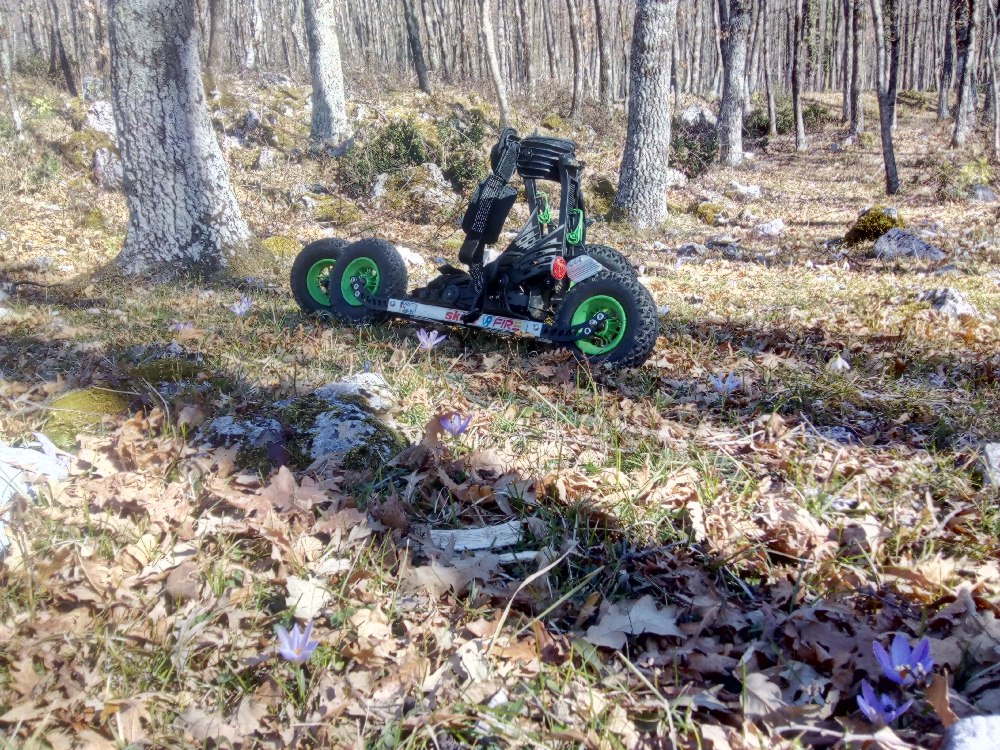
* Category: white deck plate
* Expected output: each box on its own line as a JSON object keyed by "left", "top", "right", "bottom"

{"left": 387, "top": 298, "right": 546, "bottom": 338}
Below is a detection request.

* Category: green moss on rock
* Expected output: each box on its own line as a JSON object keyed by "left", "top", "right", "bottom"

{"left": 694, "top": 202, "right": 723, "bottom": 226}
{"left": 262, "top": 235, "right": 301, "bottom": 258}
{"left": 845, "top": 206, "right": 905, "bottom": 245}
{"left": 313, "top": 196, "right": 363, "bottom": 226}
{"left": 79, "top": 207, "right": 106, "bottom": 231}
{"left": 130, "top": 358, "right": 205, "bottom": 384}
{"left": 59, "top": 129, "right": 116, "bottom": 171}
{"left": 45, "top": 387, "right": 131, "bottom": 448}
{"left": 542, "top": 113, "right": 565, "bottom": 131}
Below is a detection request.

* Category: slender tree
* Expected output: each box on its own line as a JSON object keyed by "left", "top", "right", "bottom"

{"left": 594, "top": 0, "right": 613, "bottom": 109}
{"left": 850, "top": 0, "right": 865, "bottom": 136}
{"left": 612, "top": 0, "right": 681, "bottom": 228}
{"left": 793, "top": 0, "right": 808, "bottom": 149}
{"left": 403, "top": 0, "right": 431, "bottom": 94}
{"left": 566, "top": 0, "right": 585, "bottom": 118}
{"left": 952, "top": 0, "right": 981, "bottom": 146}
{"left": 516, "top": 0, "right": 535, "bottom": 97}
{"left": 718, "top": 0, "right": 752, "bottom": 165}
{"left": 0, "top": 15, "right": 23, "bottom": 140}
{"left": 479, "top": 0, "right": 510, "bottom": 128}
{"left": 108, "top": 0, "right": 254, "bottom": 278}
{"left": 870, "top": 0, "right": 900, "bottom": 194}
{"left": 939, "top": 0, "right": 958, "bottom": 119}
{"left": 304, "top": 0, "right": 349, "bottom": 147}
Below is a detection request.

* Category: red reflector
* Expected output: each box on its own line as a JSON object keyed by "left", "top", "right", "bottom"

{"left": 551, "top": 257, "right": 568, "bottom": 280}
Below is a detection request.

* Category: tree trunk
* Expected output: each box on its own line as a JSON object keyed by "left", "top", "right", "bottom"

{"left": 990, "top": 0, "right": 1000, "bottom": 157}
{"left": 850, "top": 0, "right": 865, "bottom": 135}
{"left": 793, "top": 0, "right": 808, "bottom": 149}
{"left": 50, "top": 0, "right": 79, "bottom": 97}
{"left": 952, "top": 0, "right": 980, "bottom": 146}
{"left": 479, "top": 0, "right": 510, "bottom": 128}
{"left": 304, "top": 0, "right": 349, "bottom": 146}
{"left": 842, "top": 0, "right": 853, "bottom": 122}
{"left": 566, "top": 0, "right": 585, "bottom": 118}
{"left": 108, "top": 0, "right": 253, "bottom": 278}
{"left": 244, "top": 0, "right": 262, "bottom": 70}
{"left": 718, "top": 0, "right": 751, "bottom": 166}
{"left": 516, "top": 0, "right": 535, "bottom": 97}
{"left": 0, "top": 16, "right": 24, "bottom": 140}
{"left": 612, "top": 0, "right": 681, "bottom": 228}
{"left": 939, "top": 0, "right": 957, "bottom": 118}
{"left": 594, "top": 0, "right": 612, "bottom": 109}
{"left": 206, "top": 0, "right": 224, "bottom": 89}
{"left": 763, "top": 0, "right": 778, "bottom": 137}
{"left": 870, "top": 0, "right": 900, "bottom": 194}
{"left": 402, "top": 0, "right": 431, "bottom": 94}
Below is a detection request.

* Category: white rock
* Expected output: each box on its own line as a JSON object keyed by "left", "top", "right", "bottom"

{"left": 663, "top": 168, "right": 688, "bottom": 188}
{"left": 757, "top": 219, "right": 785, "bottom": 237}
{"left": 679, "top": 104, "right": 718, "bottom": 129}
{"left": 942, "top": 716, "right": 1000, "bottom": 750}
{"left": 92, "top": 147, "right": 123, "bottom": 191}
{"left": 971, "top": 185, "right": 997, "bottom": 203}
{"left": 983, "top": 444, "right": 1000, "bottom": 489}
{"left": 730, "top": 181, "right": 762, "bottom": 201}
{"left": 394, "top": 245, "right": 427, "bottom": 268}
{"left": 313, "top": 372, "right": 396, "bottom": 413}
{"left": 371, "top": 173, "right": 390, "bottom": 204}
{"left": 917, "top": 288, "right": 979, "bottom": 319}
{"left": 84, "top": 100, "right": 117, "bottom": 139}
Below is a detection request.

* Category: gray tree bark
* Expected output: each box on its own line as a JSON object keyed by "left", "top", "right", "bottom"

{"left": 594, "top": 0, "right": 612, "bottom": 109}
{"left": 516, "top": 0, "right": 535, "bottom": 97}
{"left": 403, "top": 0, "right": 431, "bottom": 94}
{"left": 479, "top": 0, "right": 510, "bottom": 128}
{"left": 793, "top": 0, "right": 808, "bottom": 149}
{"left": 763, "top": 0, "right": 778, "bottom": 137}
{"left": 206, "top": 0, "right": 225, "bottom": 89}
{"left": 850, "top": 0, "right": 865, "bottom": 135}
{"left": 939, "top": 0, "right": 957, "bottom": 119}
{"left": 718, "top": 0, "right": 751, "bottom": 166}
{"left": 0, "top": 16, "right": 23, "bottom": 140}
{"left": 952, "top": 0, "right": 981, "bottom": 146}
{"left": 612, "top": 0, "right": 680, "bottom": 228}
{"left": 304, "top": 0, "right": 349, "bottom": 147}
{"left": 566, "top": 0, "right": 585, "bottom": 118}
{"left": 108, "top": 0, "right": 253, "bottom": 278}
{"left": 871, "top": 0, "right": 900, "bottom": 194}
{"left": 243, "top": 0, "right": 263, "bottom": 70}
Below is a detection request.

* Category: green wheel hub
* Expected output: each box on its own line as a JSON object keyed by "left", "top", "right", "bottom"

{"left": 305, "top": 258, "right": 338, "bottom": 306}
{"left": 571, "top": 295, "right": 627, "bottom": 355}
{"left": 340, "top": 257, "right": 381, "bottom": 307}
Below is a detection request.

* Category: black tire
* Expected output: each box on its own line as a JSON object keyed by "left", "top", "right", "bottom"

{"left": 554, "top": 271, "right": 659, "bottom": 368}
{"left": 581, "top": 244, "right": 637, "bottom": 278}
{"left": 290, "top": 238, "right": 349, "bottom": 316}
{"left": 326, "top": 238, "right": 408, "bottom": 324}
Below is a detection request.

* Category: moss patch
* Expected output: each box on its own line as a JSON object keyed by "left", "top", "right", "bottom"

{"left": 130, "top": 358, "right": 205, "bottom": 384}
{"left": 262, "top": 235, "right": 302, "bottom": 258}
{"left": 45, "top": 387, "right": 132, "bottom": 448}
{"left": 58, "top": 130, "right": 116, "bottom": 171}
{"left": 542, "top": 113, "right": 565, "bottom": 131}
{"left": 845, "top": 206, "right": 905, "bottom": 245}
{"left": 313, "top": 196, "right": 363, "bottom": 226}
{"left": 694, "top": 202, "right": 723, "bottom": 226}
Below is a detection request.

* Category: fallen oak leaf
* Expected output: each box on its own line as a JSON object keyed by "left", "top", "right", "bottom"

{"left": 927, "top": 673, "right": 959, "bottom": 728}
{"left": 583, "top": 595, "right": 683, "bottom": 649}
{"left": 740, "top": 671, "right": 786, "bottom": 721}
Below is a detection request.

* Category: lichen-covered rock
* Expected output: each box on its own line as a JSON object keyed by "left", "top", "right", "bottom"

{"left": 917, "top": 287, "right": 978, "bottom": 319}
{"left": 942, "top": 716, "right": 1000, "bottom": 750}
{"left": 875, "top": 229, "right": 946, "bottom": 261}
{"left": 679, "top": 104, "right": 717, "bottom": 129}
{"left": 45, "top": 387, "right": 132, "bottom": 448}
{"left": 93, "top": 147, "right": 124, "bottom": 191}
{"left": 845, "top": 206, "right": 905, "bottom": 245}
{"left": 695, "top": 202, "right": 725, "bottom": 226}
{"left": 84, "top": 100, "right": 117, "bottom": 139}
{"left": 982, "top": 444, "right": 1000, "bottom": 488}
{"left": 313, "top": 372, "right": 396, "bottom": 414}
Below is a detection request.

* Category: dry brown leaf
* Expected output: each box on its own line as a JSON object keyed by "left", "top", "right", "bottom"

{"left": 927, "top": 673, "right": 959, "bottom": 728}
{"left": 740, "top": 671, "right": 786, "bottom": 720}
{"left": 583, "top": 595, "right": 683, "bottom": 649}
{"left": 164, "top": 561, "right": 200, "bottom": 602}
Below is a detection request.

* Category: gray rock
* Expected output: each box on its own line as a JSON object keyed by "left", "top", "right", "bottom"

{"left": 730, "top": 181, "right": 762, "bottom": 201}
{"left": 255, "top": 147, "right": 277, "bottom": 170}
{"left": 206, "top": 416, "right": 283, "bottom": 449}
{"left": 84, "top": 101, "right": 117, "bottom": 139}
{"left": 756, "top": 218, "right": 786, "bottom": 237}
{"left": 313, "top": 373, "right": 397, "bottom": 414}
{"left": 372, "top": 173, "right": 390, "bottom": 204}
{"left": 708, "top": 234, "right": 739, "bottom": 248}
{"left": 917, "top": 288, "right": 979, "bottom": 319}
{"left": 942, "top": 716, "right": 1000, "bottom": 750}
{"left": 971, "top": 184, "right": 997, "bottom": 203}
{"left": 421, "top": 162, "right": 450, "bottom": 189}
{"left": 982, "top": 444, "right": 1000, "bottom": 489}
{"left": 92, "top": 148, "right": 123, "bottom": 191}
{"left": 875, "top": 229, "right": 946, "bottom": 261}
{"left": 676, "top": 243, "right": 708, "bottom": 257}
{"left": 829, "top": 142, "right": 844, "bottom": 153}
{"left": 679, "top": 104, "right": 718, "bottom": 129}
{"left": 663, "top": 168, "right": 688, "bottom": 188}
{"left": 934, "top": 264, "right": 962, "bottom": 276}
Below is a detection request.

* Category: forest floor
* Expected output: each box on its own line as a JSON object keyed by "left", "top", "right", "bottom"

{"left": 0, "top": 74, "right": 999, "bottom": 749}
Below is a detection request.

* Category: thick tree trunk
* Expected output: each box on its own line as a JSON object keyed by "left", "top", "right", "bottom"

{"left": 718, "top": 0, "right": 751, "bottom": 166}
{"left": 108, "top": 0, "right": 253, "bottom": 278}
{"left": 871, "top": 0, "right": 900, "bottom": 194}
{"left": 479, "top": 0, "right": 510, "bottom": 128}
{"left": 793, "top": 0, "right": 808, "bottom": 149}
{"left": 612, "top": 0, "right": 680, "bottom": 228}
{"left": 952, "top": 0, "right": 981, "bottom": 146}
{"left": 0, "top": 17, "right": 23, "bottom": 140}
{"left": 850, "top": 0, "right": 865, "bottom": 135}
{"left": 939, "top": 0, "right": 957, "bottom": 119}
{"left": 403, "top": 0, "right": 431, "bottom": 94}
{"left": 566, "top": 0, "right": 585, "bottom": 118}
{"left": 304, "top": 0, "right": 349, "bottom": 146}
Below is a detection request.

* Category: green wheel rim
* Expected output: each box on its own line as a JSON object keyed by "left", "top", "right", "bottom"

{"left": 571, "top": 295, "right": 628, "bottom": 355}
{"left": 305, "top": 259, "right": 337, "bottom": 305}
{"left": 340, "top": 257, "right": 380, "bottom": 307}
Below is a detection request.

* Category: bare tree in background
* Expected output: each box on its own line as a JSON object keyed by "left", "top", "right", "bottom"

{"left": 718, "top": 0, "right": 751, "bottom": 166}
{"left": 479, "top": 0, "right": 510, "bottom": 128}
{"left": 939, "top": 0, "right": 958, "bottom": 119}
{"left": 871, "top": 0, "right": 900, "bottom": 194}
{"left": 565, "top": 0, "right": 585, "bottom": 118}
{"left": 989, "top": 0, "right": 1000, "bottom": 156}
{"left": 108, "top": 0, "right": 254, "bottom": 278}
{"left": 612, "top": 0, "right": 680, "bottom": 228}
{"left": 850, "top": 0, "right": 865, "bottom": 136}
{"left": 594, "top": 0, "right": 612, "bottom": 110}
{"left": 515, "top": 0, "right": 536, "bottom": 98}
{"left": 304, "top": 0, "right": 349, "bottom": 147}
{"left": 403, "top": 0, "right": 431, "bottom": 95}
{"left": 206, "top": 0, "right": 225, "bottom": 90}
{"left": 793, "top": 0, "right": 808, "bottom": 149}
{"left": 0, "top": 14, "right": 23, "bottom": 140}
{"left": 952, "top": 0, "right": 981, "bottom": 146}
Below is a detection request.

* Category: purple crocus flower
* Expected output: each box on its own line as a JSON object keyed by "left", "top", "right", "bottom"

{"left": 169, "top": 322, "right": 194, "bottom": 332}
{"left": 857, "top": 680, "right": 912, "bottom": 725}
{"left": 440, "top": 413, "right": 473, "bottom": 437}
{"left": 709, "top": 372, "right": 742, "bottom": 396}
{"left": 276, "top": 620, "right": 318, "bottom": 664}
{"left": 230, "top": 295, "right": 253, "bottom": 317}
{"left": 874, "top": 634, "right": 934, "bottom": 687}
{"left": 416, "top": 328, "right": 447, "bottom": 350}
